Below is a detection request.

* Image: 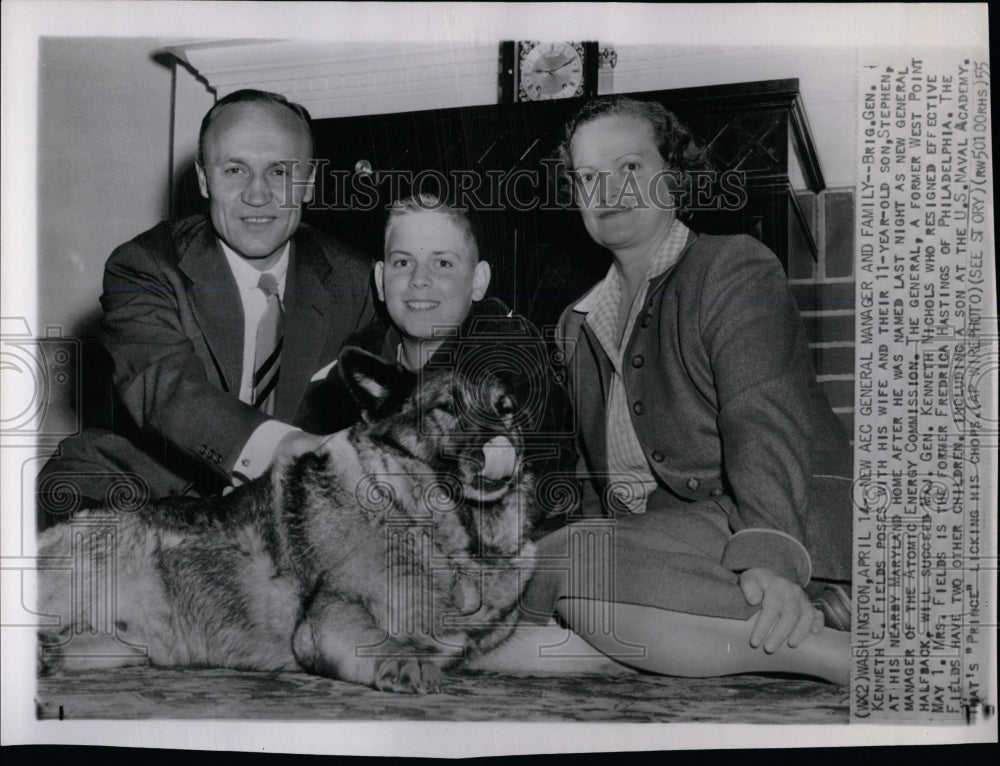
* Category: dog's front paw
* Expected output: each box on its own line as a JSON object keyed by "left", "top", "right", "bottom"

{"left": 374, "top": 657, "right": 442, "bottom": 694}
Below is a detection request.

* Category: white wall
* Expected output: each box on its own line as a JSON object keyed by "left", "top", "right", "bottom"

{"left": 37, "top": 37, "right": 175, "bottom": 337}
{"left": 171, "top": 63, "right": 216, "bottom": 219}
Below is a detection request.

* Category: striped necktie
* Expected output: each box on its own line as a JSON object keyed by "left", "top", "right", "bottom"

{"left": 253, "top": 272, "right": 283, "bottom": 414}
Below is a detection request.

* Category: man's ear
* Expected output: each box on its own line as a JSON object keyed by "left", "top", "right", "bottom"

{"left": 472, "top": 261, "right": 491, "bottom": 301}
{"left": 373, "top": 261, "right": 386, "bottom": 302}
{"left": 195, "top": 163, "right": 209, "bottom": 200}
{"left": 338, "top": 347, "right": 416, "bottom": 421}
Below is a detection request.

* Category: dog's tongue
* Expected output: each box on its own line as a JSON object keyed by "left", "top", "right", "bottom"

{"left": 481, "top": 436, "right": 517, "bottom": 480}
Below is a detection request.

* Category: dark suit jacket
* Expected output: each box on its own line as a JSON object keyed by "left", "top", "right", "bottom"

{"left": 558, "top": 231, "right": 853, "bottom": 584}
{"left": 41, "top": 214, "right": 375, "bottom": 507}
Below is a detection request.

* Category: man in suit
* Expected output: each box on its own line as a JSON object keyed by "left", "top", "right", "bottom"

{"left": 37, "top": 89, "right": 374, "bottom": 527}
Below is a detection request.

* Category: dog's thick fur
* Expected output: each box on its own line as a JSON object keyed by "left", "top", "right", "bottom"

{"left": 37, "top": 348, "right": 536, "bottom": 693}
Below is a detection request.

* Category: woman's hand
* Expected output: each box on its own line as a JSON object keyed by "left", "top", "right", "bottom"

{"left": 739, "top": 567, "right": 824, "bottom": 652}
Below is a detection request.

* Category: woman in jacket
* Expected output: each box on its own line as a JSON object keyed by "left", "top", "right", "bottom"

{"left": 517, "top": 96, "right": 853, "bottom": 683}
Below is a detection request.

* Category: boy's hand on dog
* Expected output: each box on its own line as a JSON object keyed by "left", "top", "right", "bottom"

{"left": 739, "top": 567, "right": 824, "bottom": 653}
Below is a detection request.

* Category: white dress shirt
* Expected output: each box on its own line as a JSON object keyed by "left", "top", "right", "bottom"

{"left": 219, "top": 240, "right": 299, "bottom": 484}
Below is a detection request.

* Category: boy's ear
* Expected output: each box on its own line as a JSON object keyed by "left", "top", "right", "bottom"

{"left": 373, "top": 261, "right": 386, "bottom": 302}
{"left": 472, "top": 261, "right": 491, "bottom": 301}
{"left": 338, "top": 346, "right": 416, "bottom": 421}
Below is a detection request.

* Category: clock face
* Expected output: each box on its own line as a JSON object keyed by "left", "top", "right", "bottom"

{"left": 518, "top": 42, "right": 585, "bottom": 101}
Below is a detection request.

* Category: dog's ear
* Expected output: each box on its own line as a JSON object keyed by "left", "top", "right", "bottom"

{"left": 337, "top": 347, "right": 416, "bottom": 421}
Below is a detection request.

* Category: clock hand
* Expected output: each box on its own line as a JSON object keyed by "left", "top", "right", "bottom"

{"left": 535, "top": 58, "right": 574, "bottom": 76}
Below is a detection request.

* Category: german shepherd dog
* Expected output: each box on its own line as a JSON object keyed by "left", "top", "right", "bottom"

{"left": 37, "top": 348, "right": 536, "bottom": 693}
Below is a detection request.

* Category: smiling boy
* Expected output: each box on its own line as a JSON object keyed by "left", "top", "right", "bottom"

{"left": 375, "top": 196, "right": 492, "bottom": 371}
{"left": 301, "top": 195, "right": 530, "bottom": 433}
{"left": 298, "top": 195, "right": 574, "bottom": 508}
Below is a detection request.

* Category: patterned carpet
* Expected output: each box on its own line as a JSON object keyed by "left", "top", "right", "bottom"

{"left": 36, "top": 667, "right": 849, "bottom": 723}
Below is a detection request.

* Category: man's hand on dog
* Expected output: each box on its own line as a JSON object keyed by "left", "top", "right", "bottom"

{"left": 275, "top": 430, "right": 327, "bottom": 462}
{"left": 225, "top": 431, "right": 327, "bottom": 495}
